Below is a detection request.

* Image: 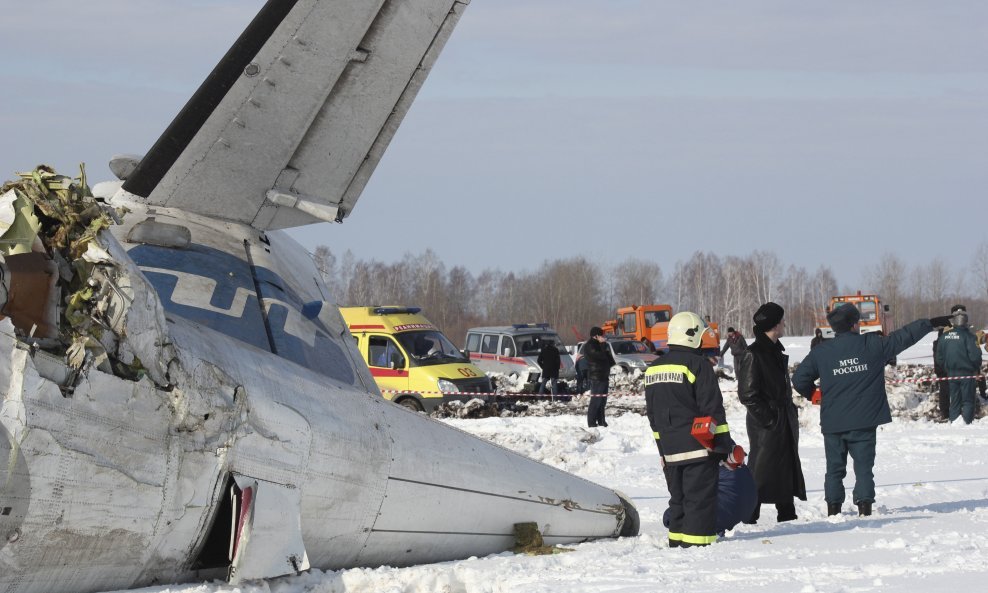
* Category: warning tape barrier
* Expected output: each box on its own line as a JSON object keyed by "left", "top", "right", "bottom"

{"left": 380, "top": 374, "right": 986, "bottom": 399}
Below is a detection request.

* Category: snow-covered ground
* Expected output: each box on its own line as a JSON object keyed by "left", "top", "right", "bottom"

{"left": 105, "top": 335, "right": 987, "bottom": 593}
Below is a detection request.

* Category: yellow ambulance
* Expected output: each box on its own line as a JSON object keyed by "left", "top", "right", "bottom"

{"left": 339, "top": 306, "right": 492, "bottom": 412}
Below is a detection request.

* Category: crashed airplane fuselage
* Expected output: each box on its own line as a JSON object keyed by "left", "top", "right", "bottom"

{"left": 0, "top": 2, "right": 638, "bottom": 593}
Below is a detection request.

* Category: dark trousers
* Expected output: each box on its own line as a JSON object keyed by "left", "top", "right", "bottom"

{"left": 537, "top": 375, "right": 558, "bottom": 396}
{"left": 664, "top": 458, "right": 719, "bottom": 547}
{"left": 587, "top": 378, "right": 609, "bottom": 427}
{"left": 823, "top": 428, "right": 877, "bottom": 505}
{"left": 948, "top": 376, "right": 977, "bottom": 424}
{"left": 936, "top": 372, "right": 950, "bottom": 419}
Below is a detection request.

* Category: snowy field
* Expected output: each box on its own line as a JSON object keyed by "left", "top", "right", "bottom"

{"left": 104, "top": 335, "right": 987, "bottom": 593}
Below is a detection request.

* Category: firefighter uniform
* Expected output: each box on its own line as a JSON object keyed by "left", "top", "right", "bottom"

{"left": 645, "top": 344, "right": 735, "bottom": 547}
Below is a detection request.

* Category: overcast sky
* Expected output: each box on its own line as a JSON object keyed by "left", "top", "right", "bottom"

{"left": 2, "top": 1, "right": 986, "bottom": 288}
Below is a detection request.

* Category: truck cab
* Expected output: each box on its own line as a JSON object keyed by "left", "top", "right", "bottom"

{"left": 340, "top": 306, "right": 491, "bottom": 412}
{"left": 816, "top": 292, "right": 891, "bottom": 339}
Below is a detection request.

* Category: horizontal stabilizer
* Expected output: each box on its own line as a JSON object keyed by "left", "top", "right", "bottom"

{"left": 122, "top": 0, "right": 468, "bottom": 230}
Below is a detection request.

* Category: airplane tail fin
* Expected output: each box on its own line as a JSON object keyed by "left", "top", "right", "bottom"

{"left": 121, "top": 0, "right": 469, "bottom": 230}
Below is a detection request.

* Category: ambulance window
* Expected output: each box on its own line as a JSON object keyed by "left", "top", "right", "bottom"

{"left": 501, "top": 336, "right": 516, "bottom": 357}
{"left": 466, "top": 333, "right": 481, "bottom": 352}
{"left": 369, "top": 336, "right": 404, "bottom": 368}
{"left": 481, "top": 334, "right": 499, "bottom": 354}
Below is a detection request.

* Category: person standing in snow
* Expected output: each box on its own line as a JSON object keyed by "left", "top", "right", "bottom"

{"left": 536, "top": 338, "right": 561, "bottom": 397}
{"left": 719, "top": 327, "right": 747, "bottom": 369}
{"left": 792, "top": 304, "right": 948, "bottom": 516}
{"left": 645, "top": 312, "right": 743, "bottom": 547}
{"left": 735, "top": 302, "right": 807, "bottom": 523}
{"left": 934, "top": 308, "right": 983, "bottom": 424}
{"left": 811, "top": 328, "right": 825, "bottom": 350}
{"left": 582, "top": 326, "right": 616, "bottom": 427}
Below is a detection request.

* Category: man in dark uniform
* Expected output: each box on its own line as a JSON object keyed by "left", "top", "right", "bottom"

{"left": 792, "top": 304, "right": 949, "bottom": 516}
{"left": 736, "top": 302, "right": 806, "bottom": 524}
{"left": 536, "top": 339, "right": 561, "bottom": 397}
{"left": 645, "top": 311, "right": 742, "bottom": 547}
{"left": 582, "top": 326, "right": 616, "bottom": 427}
{"left": 934, "top": 308, "right": 983, "bottom": 424}
{"left": 933, "top": 304, "right": 970, "bottom": 419}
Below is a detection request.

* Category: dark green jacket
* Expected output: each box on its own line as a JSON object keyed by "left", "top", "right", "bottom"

{"left": 933, "top": 326, "right": 982, "bottom": 375}
{"left": 792, "top": 319, "right": 932, "bottom": 434}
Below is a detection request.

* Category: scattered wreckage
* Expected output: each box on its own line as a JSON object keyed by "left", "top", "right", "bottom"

{"left": 0, "top": 3, "right": 638, "bottom": 593}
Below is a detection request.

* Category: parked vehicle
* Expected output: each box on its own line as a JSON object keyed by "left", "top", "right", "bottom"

{"left": 574, "top": 337, "right": 659, "bottom": 374}
{"left": 600, "top": 304, "right": 721, "bottom": 357}
{"left": 340, "top": 306, "right": 491, "bottom": 412}
{"left": 815, "top": 292, "right": 892, "bottom": 339}
{"left": 464, "top": 324, "right": 576, "bottom": 388}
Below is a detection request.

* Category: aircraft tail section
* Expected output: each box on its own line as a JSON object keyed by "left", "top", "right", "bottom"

{"left": 122, "top": 0, "right": 469, "bottom": 230}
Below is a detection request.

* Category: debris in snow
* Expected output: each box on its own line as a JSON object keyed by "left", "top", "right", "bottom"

{"left": 512, "top": 522, "right": 573, "bottom": 556}
{"left": 0, "top": 165, "right": 153, "bottom": 387}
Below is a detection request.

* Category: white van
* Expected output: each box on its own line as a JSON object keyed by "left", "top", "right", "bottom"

{"left": 463, "top": 324, "right": 576, "bottom": 385}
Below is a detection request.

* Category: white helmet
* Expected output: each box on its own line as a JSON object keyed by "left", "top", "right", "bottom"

{"left": 668, "top": 311, "right": 708, "bottom": 349}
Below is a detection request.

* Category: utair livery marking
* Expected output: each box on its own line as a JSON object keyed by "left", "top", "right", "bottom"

{"left": 834, "top": 357, "right": 869, "bottom": 375}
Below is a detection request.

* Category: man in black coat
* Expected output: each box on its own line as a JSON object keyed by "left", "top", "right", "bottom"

{"left": 536, "top": 339, "right": 561, "bottom": 397}
{"left": 736, "top": 302, "right": 807, "bottom": 523}
{"left": 793, "top": 303, "right": 947, "bottom": 516}
{"left": 582, "top": 326, "right": 616, "bottom": 427}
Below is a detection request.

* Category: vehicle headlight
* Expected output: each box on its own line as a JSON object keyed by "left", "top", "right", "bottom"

{"left": 438, "top": 379, "right": 458, "bottom": 394}
{"left": 633, "top": 360, "right": 646, "bottom": 368}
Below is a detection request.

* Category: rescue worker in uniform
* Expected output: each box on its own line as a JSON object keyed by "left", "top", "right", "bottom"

{"left": 934, "top": 309, "right": 983, "bottom": 424}
{"left": 792, "top": 304, "right": 947, "bottom": 516}
{"left": 736, "top": 302, "right": 806, "bottom": 523}
{"left": 933, "top": 304, "right": 970, "bottom": 419}
{"left": 645, "top": 312, "right": 742, "bottom": 547}
{"left": 582, "top": 326, "right": 616, "bottom": 427}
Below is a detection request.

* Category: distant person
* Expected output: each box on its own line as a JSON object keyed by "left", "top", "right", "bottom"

{"left": 645, "top": 311, "right": 742, "bottom": 547}
{"left": 582, "top": 327, "right": 616, "bottom": 427}
{"left": 977, "top": 327, "right": 988, "bottom": 399}
{"left": 792, "top": 304, "right": 948, "bottom": 516}
{"left": 810, "top": 328, "right": 825, "bottom": 350}
{"left": 719, "top": 327, "right": 747, "bottom": 369}
{"left": 641, "top": 336, "right": 658, "bottom": 354}
{"left": 933, "top": 304, "right": 972, "bottom": 418}
{"left": 536, "top": 339, "right": 561, "bottom": 397}
{"left": 934, "top": 308, "right": 983, "bottom": 424}
{"left": 736, "top": 302, "right": 806, "bottom": 523}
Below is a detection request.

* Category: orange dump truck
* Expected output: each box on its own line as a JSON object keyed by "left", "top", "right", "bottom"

{"left": 602, "top": 304, "right": 721, "bottom": 357}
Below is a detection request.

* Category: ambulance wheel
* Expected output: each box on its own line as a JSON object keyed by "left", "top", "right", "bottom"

{"left": 397, "top": 397, "right": 424, "bottom": 412}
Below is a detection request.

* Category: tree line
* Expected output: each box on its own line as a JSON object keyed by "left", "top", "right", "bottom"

{"left": 312, "top": 242, "right": 988, "bottom": 347}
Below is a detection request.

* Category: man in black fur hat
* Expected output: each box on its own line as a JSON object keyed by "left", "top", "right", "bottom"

{"left": 736, "top": 302, "right": 806, "bottom": 523}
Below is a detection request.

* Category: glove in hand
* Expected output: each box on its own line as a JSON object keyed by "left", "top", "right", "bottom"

{"left": 811, "top": 388, "right": 822, "bottom": 405}
{"left": 930, "top": 316, "right": 952, "bottom": 328}
{"left": 722, "top": 445, "right": 746, "bottom": 470}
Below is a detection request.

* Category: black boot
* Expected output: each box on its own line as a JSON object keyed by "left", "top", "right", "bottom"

{"left": 857, "top": 502, "right": 872, "bottom": 516}
{"left": 827, "top": 503, "right": 842, "bottom": 516}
